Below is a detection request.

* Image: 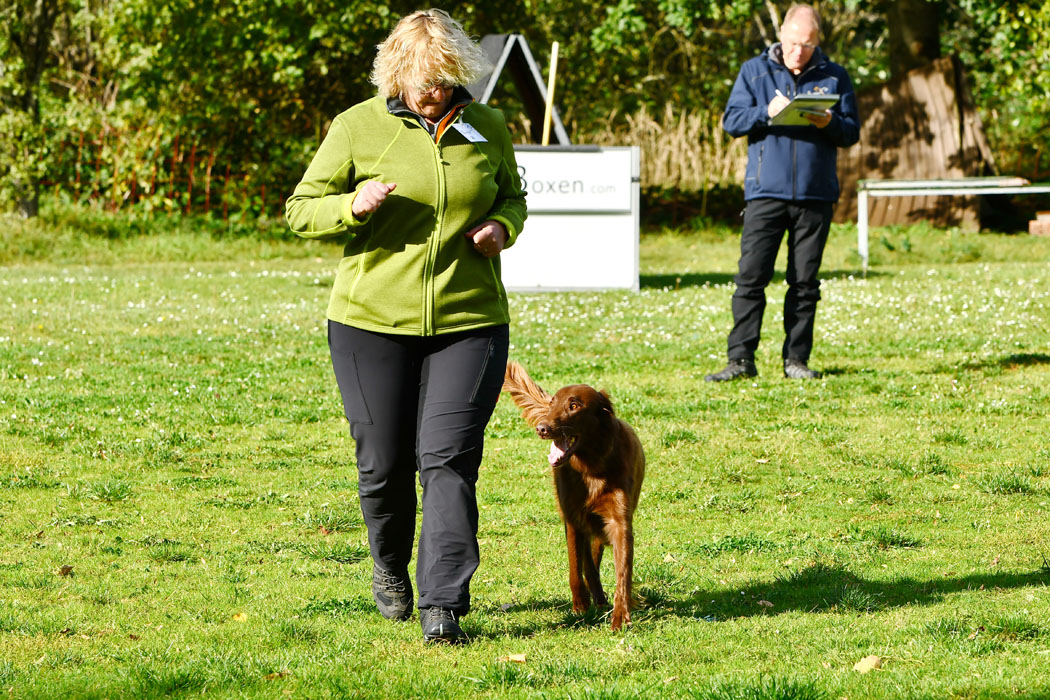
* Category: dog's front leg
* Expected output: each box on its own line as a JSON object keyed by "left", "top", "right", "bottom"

{"left": 564, "top": 522, "right": 591, "bottom": 613}
{"left": 606, "top": 515, "right": 634, "bottom": 631}
{"left": 584, "top": 538, "right": 608, "bottom": 607}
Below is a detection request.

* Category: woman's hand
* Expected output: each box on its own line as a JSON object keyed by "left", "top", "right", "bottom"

{"left": 351, "top": 180, "right": 397, "bottom": 218}
{"left": 465, "top": 220, "right": 508, "bottom": 258}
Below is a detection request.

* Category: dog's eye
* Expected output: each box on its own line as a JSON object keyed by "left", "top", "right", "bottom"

{"left": 569, "top": 400, "right": 581, "bottom": 411}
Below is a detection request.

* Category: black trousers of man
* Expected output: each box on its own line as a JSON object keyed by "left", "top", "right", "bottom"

{"left": 327, "top": 320, "right": 508, "bottom": 617}
{"left": 727, "top": 198, "right": 834, "bottom": 363}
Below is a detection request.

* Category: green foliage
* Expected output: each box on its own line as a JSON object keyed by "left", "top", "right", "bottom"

{"left": 0, "top": 0, "right": 69, "bottom": 215}
{"left": 944, "top": 1, "right": 1050, "bottom": 177}
{"left": 4, "top": 0, "right": 1050, "bottom": 220}
{"left": 526, "top": 0, "right": 764, "bottom": 127}
{"left": 0, "top": 109, "right": 49, "bottom": 214}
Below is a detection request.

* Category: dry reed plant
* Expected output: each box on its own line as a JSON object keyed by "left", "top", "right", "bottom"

{"left": 511, "top": 106, "right": 745, "bottom": 194}
{"left": 509, "top": 106, "right": 747, "bottom": 221}
{"left": 586, "top": 104, "right": 746, "bottom": 192}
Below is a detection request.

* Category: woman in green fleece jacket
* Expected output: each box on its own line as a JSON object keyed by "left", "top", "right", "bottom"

{"left": 286, "top": 9, "right": 525, "bottom": 644}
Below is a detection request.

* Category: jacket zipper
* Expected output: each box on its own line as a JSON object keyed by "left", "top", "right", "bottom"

{"left": 792, "top": 138, "right": 797, "bottom": 200}
{"left": 775, "top": 58, "right": 821, "bottom": 200}
{"left": 421, "top": 109, "right": 466, "bottom": 336}
{"left": 422, "top": 138, "right": 442, "bottom": 336}
{"left": 788, "top": 79, "right": 797, "bottom": 199}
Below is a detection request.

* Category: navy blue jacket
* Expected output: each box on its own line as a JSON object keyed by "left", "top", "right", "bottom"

{"left": 723, "top": 45, "right": 860, "bottom": 202}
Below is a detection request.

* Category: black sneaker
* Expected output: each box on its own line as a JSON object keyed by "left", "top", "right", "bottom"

{"left": 704, "top": 358, "right": 758, "bottom": 382}
{"left": 783, "top": 358, "right": 821, "bottom": 379}
{"left": 420, "top": 607, "right": 466, "bottom": 644}
{"left": 372, "top": 565, "right": 413, "bottom": 621}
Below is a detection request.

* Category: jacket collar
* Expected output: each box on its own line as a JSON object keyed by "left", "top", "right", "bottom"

{"left": 387, "top": 86, "right": 474, "bottom": 141}
{"left": 386, "top": 86, "right": 474, "bottom": 124}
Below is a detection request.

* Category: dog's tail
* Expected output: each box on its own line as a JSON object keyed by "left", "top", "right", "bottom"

{"left": 502, "top": 361, "right": 551, "bottom": 429}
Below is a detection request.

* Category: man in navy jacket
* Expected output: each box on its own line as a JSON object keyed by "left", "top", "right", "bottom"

{"left": 706, "top": 3, "right": 860, "bottom": 381}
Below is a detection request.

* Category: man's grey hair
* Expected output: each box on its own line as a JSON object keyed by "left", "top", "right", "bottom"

{"left": 782, "top": 4, "right": 821, "bottom": 34}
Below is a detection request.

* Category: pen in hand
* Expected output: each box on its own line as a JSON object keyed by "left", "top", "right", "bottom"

{"left": 769, "top": 88, "right": 790, "bottom": 118}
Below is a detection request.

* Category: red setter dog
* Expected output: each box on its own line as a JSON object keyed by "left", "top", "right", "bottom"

{"left": 503, "top": 361, "right": 645, "bottom": 631}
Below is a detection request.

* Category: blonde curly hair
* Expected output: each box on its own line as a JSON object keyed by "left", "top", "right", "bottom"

{"left": 370, "top": 9, "right": 489, "bottom": 99}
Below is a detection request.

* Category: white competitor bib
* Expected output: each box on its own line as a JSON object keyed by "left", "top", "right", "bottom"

{"left": 453, "top": 122, "right": 487, "bottom": 143}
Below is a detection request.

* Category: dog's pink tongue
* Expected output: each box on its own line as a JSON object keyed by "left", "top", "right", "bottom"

{"left": 548, "top": 441, "right": 565, "bottom": 467}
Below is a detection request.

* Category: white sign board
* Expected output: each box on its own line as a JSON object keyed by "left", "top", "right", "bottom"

{"left": 501, "top": 146, "right": 640, "bottom": 291}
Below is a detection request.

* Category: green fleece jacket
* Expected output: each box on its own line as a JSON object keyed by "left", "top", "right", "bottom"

{"left": 285, "top": 94, "right": 527, "bottom": 336}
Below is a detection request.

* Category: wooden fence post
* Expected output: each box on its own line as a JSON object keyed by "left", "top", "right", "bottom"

{"left": 170, "top": 133, "right": 180, "bottom": 212}
{"left": 93, "top": 133, "right": 102, "bottom": 203}
{"left": 186, "top": 141, "right": 197, "bottom": 214}
{"left": 205, "top": 150, "right": 215, "bottom": 214}
{"left": 223, "top": 164, "right": 231, "bottom": 220}
{"left": 75, "top": 132, "right": 84, "bottom": 190}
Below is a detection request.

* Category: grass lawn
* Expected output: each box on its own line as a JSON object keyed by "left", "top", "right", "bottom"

{"left": 2, "top": 212, "right": 1050, "bottom": 699}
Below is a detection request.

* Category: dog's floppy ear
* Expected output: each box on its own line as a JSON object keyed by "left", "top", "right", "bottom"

{"left": 598, "top": 389, "right": 616, "bottom": 416}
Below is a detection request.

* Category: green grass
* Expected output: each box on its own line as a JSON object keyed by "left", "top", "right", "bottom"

{"left": 2, "top": 211, "right": 1050, "bottom": 698}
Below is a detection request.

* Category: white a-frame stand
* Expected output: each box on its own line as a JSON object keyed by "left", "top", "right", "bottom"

{"left": 466, "top": 34, "right": 571, "bottom": 145}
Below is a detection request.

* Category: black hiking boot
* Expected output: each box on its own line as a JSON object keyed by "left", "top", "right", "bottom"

{"left": 704, "top": 358, "right": 758, "bottom": 382}
{"left": 420, "top": 607, "right": 467, "bottom": 644}
{"left": 783, "top": 358, "right": 821, "bottom": 379}
{"left": 372, "top": 564, "right": 413, "bottom": 621}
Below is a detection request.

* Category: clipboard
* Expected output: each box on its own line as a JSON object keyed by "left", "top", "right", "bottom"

{"left": 769, "top": 93, "right": 840, "bottom": 126}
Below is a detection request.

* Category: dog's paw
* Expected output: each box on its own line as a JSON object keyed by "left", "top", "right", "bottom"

{"left": 571, "top": 596, "right": 591, "bottom": 615}
{"left": 610, "top": 609, "right": 631, "bottom": 631}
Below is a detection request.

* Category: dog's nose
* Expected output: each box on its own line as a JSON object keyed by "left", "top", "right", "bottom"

{"left": 537, "top": 422, "right": 552, "bottom": 439}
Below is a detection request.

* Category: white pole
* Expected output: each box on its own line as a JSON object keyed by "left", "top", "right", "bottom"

{"left": 541, "top": 41, "right": 559, "bottom": 146}
{"left": 858, "top": 188, "right": 869, "bottom": 274}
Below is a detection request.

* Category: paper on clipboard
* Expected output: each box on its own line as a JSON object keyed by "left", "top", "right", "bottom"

{"left": 769, "top": 93, "right": 840, "bottom": 126}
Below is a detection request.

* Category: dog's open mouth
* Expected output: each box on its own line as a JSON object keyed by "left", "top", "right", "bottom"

{"left": 548, "top": 435, "right": 578, "bottom": 467}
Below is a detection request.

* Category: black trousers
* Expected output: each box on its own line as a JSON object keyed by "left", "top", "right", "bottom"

{"left": 727, "top": 198, "right": 834, "bottom": 363}
{"left": 327, "top": 320, "right": 509, "bottom": 616}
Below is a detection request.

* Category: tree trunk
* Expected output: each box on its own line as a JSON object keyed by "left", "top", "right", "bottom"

{"left": 17, "top": 182, "right": 40, "bottom": 218}
{"left": 885, "top": 0, "right": 942, "bottom": 78}
{"left": 4, "top": 0, "right": 63, "bottom": 218}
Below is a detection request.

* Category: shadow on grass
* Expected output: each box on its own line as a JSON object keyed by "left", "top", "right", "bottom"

{"left": 814, "top": 366, "right": 868, "bottom": 377}
{"left": 640, "top": 272, "right": 735, "bottom": 289}
{"left": 469, "top": 597, "right": 630, "bottom": 640}
{"left": 922, "top": 352, "right": 1050, "bottom": 377}
{"left": 640, "top": 565, "right": 1050, "bottom": 623}
{"left": 494, "top": 565, "right": 1050, "bottom": 634}
{"left": 640, "top": 268, "right": 885, "bottom": 290}
{"left": 954, "top": 353, "right": 1050, "bottom": 373}
{"left": 805, "top": 352, "right": 1050, "bottom": 379}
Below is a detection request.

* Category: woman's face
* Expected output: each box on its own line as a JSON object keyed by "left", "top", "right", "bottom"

{"left": 403, "top": 82, "right": 454, "bottom": 121}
